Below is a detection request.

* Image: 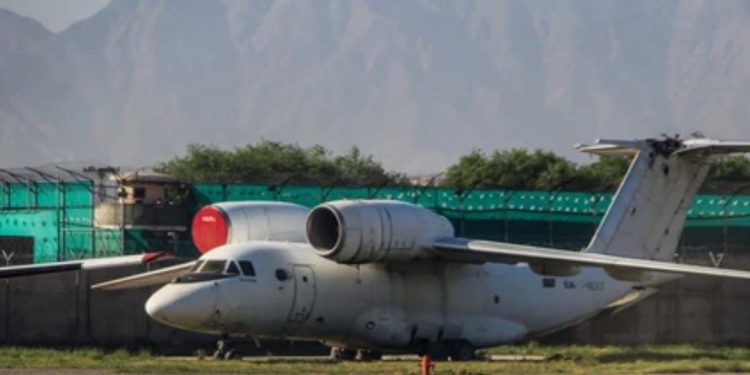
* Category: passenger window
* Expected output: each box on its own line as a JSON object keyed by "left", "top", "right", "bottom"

{"left": 226, "top": 261, "right": 240, "bottom": 275}
{"left": 239, "top": 260, "right": 256, "bottom": 277}
{"left": 198, "top": 260, "right": 226, "bottom": 274}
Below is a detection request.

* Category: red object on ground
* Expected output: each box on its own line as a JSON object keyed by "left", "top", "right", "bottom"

{"left": 192, "top": 206, "right": 229, "bottom": 253}
{"left": 420, "top": 355, "right": 433, "bottom": 375}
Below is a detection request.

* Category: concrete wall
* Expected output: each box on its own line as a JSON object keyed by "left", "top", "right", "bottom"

{"left": 2, "top": 256, "right": 750, "bottom": 351}
{"left": 547, "top": 253, "right": 750, "bottom": 344}
{"left": 0, "top": 264, "right": 216, "bottom": 351}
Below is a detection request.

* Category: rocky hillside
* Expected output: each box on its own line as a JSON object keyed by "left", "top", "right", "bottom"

{"left": 2, "top": 0, "right": 750, "bottom": 172}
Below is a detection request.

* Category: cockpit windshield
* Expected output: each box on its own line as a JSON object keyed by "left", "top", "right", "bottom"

{"left": 174, "top": 259, "right": 240, "bottom": 283}
{"left": 194, "top": 260, "right": 228, "bottom": 274}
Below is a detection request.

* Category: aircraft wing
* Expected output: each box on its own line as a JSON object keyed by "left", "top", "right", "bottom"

{"left": 432, "top": 238, "right": 750, "bottom": 280}
{"left": 91, "top": 261, "right": 195, "bottom": 290}
{"left": 0, "top": 252, "right": 173, "bottom": 279}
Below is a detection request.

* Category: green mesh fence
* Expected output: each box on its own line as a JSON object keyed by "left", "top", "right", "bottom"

{"left": 189, "top": 184, "right": 750, "bottom": 254}
{"left": 2, "top": 182, "right": 750, "bottom": 264}
{"left": 0, "top": 181, "right": 111, "bottom": 263}
{"left": 190, "top": 184, "right": 750, "bottom": 226}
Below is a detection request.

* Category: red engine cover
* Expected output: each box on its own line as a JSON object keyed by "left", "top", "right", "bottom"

{"left": 192, "top": 206, "right": 229, "bottom": 253}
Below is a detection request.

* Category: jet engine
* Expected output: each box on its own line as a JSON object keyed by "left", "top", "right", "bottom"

{"left": 192, "top": 201, "right": 308, "bottom": 253}
{"left": 306, "top": 200, "right": 454, "bottom": 264}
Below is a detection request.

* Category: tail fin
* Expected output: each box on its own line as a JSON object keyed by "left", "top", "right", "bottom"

{"left": 579, "top": 136, "right": 750, "bottom": 261}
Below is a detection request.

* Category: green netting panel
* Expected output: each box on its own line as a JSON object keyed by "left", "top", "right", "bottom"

{"left": 225, "top": 185, "right": 275, "bottom": 202}
{"left": 9, "top": 183, "right": 35, "bottom": 209}
{"left": 121, "top": 229, "right": 149, "bottom": 254}
{"left": 0, "top": 210, "right": 60, "bottom": 263}
{"left": 314, "top": 187, "right": 369, "bottom": 202}
{"left": 36, "top": 183, "right": 60, "bottom": 208}
{"left": 93, "top": 230, "right": 123, "bottom": 257}
{"left": 63, "top": 182, "right": 93, "bottom": 207}
{"left": 118, "top": 229, "right": 193, "bottom": 256}
{"left": 273, "top": 186, "right": 324, "bottom": 207}
{"left": 191, "top": 184, "right": 227, "bottom": 207}
{"left": 187, "top": 184, "right": 750, "bottom": 227}
{"left": 64, "top": 231, "right": 93, "bottom": 260}
{"left": 0, "top": 184, "right": 7, "bottom": 209}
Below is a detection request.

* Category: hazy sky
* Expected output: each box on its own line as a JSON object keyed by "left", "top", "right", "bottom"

{"left": 0, "top": 0, "right": 108, "bottom": 32}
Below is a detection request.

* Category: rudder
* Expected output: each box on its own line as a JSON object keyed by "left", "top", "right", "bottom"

{"left": 580, "top": 136, "right": 750, "bottom": 261}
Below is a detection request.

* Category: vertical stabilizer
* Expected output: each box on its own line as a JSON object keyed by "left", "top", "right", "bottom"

{"left": 579, "top": 137, "right": 750, "bottom": 261}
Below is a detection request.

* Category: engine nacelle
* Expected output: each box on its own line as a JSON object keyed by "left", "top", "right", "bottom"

{"left": 306, "top": 200, "right": 454, "bottom": 264}
{"left": 192, "top": 201, "right": 308, "bottom": 253}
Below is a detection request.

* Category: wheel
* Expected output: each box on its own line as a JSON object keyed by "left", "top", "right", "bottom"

{"left": 213, "top": 336, "right": 232, "bottom": 360}
{"left": 355, "top": 350, "right": 382, "bottom": 361}
{"left": 425, "top": 342, "right": 449, "bottom": 361}
{"left": 449, "top": 340, "right": 475, "bottom": 361}
{"left": 224, "top": 349, "right": 242, "bottom": 360}
{"left": 212, "top": 349, "right": 225, "bottom": 360}
{"left": 330, "top": 347, "right": 357, "bottom": 361}
{"left": 367, "top": 351, "right": 383, "bottom": 361}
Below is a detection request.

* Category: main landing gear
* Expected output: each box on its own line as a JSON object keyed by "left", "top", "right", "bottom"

{"left": 212, "top": 335, "right": 242, "bottom": 360}
{"left": 330, "top": 347, "right": 382, "bottom": 361}
{"left": 417, "top": 340, "right": 476, "bottom": 361}
{"left": 448, "top": 340, "right": 476, "bottom": 361}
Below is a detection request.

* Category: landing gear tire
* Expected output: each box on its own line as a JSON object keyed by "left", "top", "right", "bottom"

{"left": 224, "top": 349, "right": 242, "bottom": 360}
{"left": 449, "top": 340, "right": 475, "bottom": 361}
{"left": 212, "top": 349, "right": 225, "bottom": 360}
{"left": 213, "top": 336, "right": 241, "bottom": 360}
{"left": 330, "top": 347, "right": 357, "bottom": 361}
{"left": 355, "top": 349, "right": 382, "bottom": 361}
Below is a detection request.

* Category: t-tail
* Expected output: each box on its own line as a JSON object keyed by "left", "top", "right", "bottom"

{"left": 579, "top": 135, "right": 750, "bottom": 261}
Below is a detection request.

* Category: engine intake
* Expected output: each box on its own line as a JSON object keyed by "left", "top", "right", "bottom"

{"left": 306, "top": 200, "right": 454, "bottom": 264}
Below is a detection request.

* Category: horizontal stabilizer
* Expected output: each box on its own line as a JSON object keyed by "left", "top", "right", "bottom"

{"left": 0, "top": 252, "right": 173, "bottom": 279}
{"left": 432, "top": 238, "right": 750, "bottom": 280}
{"left": 675, "top": 139, "right": 750, "bottom": 156}
{"left": 577, "top": 137, "right": 750, "bottom": 158}
{"left": 575, "top": 140, "right": 645, "bottom": 156}
{"left": 91, "top": 261, "right": 195, "bottom": 290}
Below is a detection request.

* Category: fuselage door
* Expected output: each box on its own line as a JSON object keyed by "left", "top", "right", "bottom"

{"left": 288, "top": 265, "right": 316, "bottom": 323}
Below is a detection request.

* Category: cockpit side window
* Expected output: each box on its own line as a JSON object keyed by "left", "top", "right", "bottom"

{"left": 239, "top": 260, "right": 256, "bottom": 277}
{"left": 189, "top": 260, "right": 204, "bottom": 272}
{"left": 226, "top": 261, "right": 240, "bottom": 275}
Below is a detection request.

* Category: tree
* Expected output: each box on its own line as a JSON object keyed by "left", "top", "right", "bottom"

{"left": 156, "top": 141, "right": 407, "bottom": 186}
{"left": 577, "top": 156, "right": 630, "bottom": 191}
{"left": 443, "top": 148, "right": 750, "bottom": 193}
{"left": 443, "top": 149, "right": 585, "bottom": 191}
{"left": 703, "top": 155, "right": 750, "bottom": 193}
{"left": 709, "top": 155, "right": 750, "bottom": 181}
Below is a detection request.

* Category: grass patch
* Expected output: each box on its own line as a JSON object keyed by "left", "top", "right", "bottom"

{"left": 1, "top": 344, "right": 750, "bottom": 374}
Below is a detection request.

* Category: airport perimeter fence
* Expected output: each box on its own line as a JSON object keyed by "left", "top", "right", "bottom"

{"left": 1, "top": 180, "right": 750, "bottom": 265}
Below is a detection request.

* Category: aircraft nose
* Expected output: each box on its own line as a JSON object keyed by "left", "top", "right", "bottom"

{"left": 145, "top": 283, "right": 218, "bottom": 330}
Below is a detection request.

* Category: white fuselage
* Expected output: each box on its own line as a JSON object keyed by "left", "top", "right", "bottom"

{"left": 146, "top": 242, "right": 640, "bottom": 350}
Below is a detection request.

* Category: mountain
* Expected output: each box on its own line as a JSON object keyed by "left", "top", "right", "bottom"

{"left": 2, "top": 0, "right": 750, "bottom": 173}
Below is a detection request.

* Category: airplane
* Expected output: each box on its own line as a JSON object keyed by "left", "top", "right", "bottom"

{"left": 4, "top": 135, "right": 750, "bottom": 361}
